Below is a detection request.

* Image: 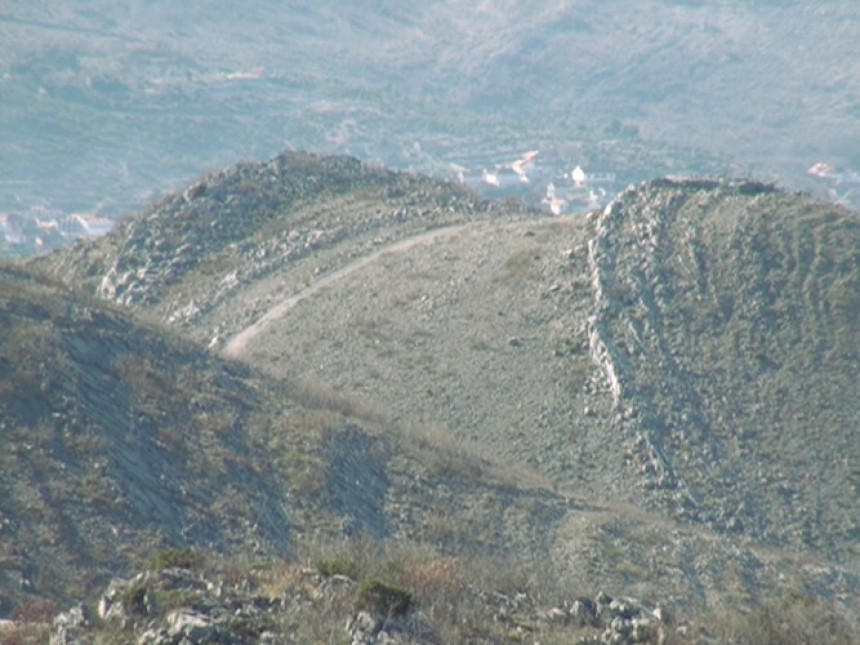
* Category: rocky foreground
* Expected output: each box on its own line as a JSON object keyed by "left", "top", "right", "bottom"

{"left": 39, "top": 550, "right": 857, "bottom": 645}
{"left": 48, "top": 559, "right": 669, "bottom": 645}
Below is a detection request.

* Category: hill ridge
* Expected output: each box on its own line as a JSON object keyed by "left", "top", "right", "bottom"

{"left": 587, "top": 178, "right": 859, "bottom": 550}
{"left": 33, "top": 150, "right": 511, "bottom": 347}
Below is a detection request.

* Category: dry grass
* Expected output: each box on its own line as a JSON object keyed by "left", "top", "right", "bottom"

{"left": 0, "top": 623, "right": 51, "bottom": 645}
{"left": 279, "top": 538, "right": 581, "bottom": 642}
{"left": 396, "top": 420, "right": 556, "bottom": 493}
{"left": 703, "top": 593, "right": 858, "bottom": 645}
{"left": 499, "top": 244, "right": 546, "bottom": 281}
{"left": 0, "top": 599, "right": 57, "bottom": 645}
{"left": 288, "top": 377, "right": 387, "bottom": 425}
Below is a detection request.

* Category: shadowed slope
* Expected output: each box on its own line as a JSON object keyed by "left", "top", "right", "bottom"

{"left": 0, "top": 263, "right": 575, "bottom": 613}
{"left": 0, "top": 265, "right": 292, "bottom": 607}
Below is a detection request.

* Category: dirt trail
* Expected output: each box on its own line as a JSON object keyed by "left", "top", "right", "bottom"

{"left": 224, "top": 214, "right": 581, "bottom": 358}
{"left": 223, "top": 223, "right": 478, "bottom": 357}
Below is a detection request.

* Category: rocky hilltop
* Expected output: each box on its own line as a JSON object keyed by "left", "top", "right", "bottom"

{"left": 588, "top": 179, "right": 859, "bottom": 550}
{"left": 10, "top": 153, "right": 860, "bottom": 642}
{"left": 34, "top": 151, "right": 501, "bottom": 343}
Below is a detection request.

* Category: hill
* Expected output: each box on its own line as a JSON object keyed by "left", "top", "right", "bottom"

{"left": 587, "top": 179, "right": 859, "bottom": 551}
{"left": 58, "top": 154, "right": 856, "bottom": 558}
{"left": 0, "top": 261, "right": 562, "bottom": 608}
{"left": 211, "top": 172, "right": 859, "bottom": 566}
{"left": 32, "top": 150, "right": 503, "bottom": 336}
{"left": 12, "top": 153, "right": 860, "bottom": 641}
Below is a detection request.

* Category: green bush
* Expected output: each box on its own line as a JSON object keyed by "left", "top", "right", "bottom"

{"left": 316, "top": 556, "right": 362, "bottom": 581}
{"left": 149, "top": 548, "right": 204, "bottom": 572}
{"left": 354, "top": 578, "right": 414, "bottom": 617}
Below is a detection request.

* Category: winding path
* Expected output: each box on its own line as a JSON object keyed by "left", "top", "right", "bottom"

{"left": 223, "top": 223, "right": 478, "bottom": 357}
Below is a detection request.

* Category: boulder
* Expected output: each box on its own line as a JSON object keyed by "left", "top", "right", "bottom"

{"left": 50, "top": 604, "right": 90, "bottom": 645}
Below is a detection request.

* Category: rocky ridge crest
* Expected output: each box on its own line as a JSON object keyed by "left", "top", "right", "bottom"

{"left": 34, "top": 151, "right": 504, "bottom": 345}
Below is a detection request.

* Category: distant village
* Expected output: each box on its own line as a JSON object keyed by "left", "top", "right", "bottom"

{"left": 450, "top": 150, "right": 618, "bottom": 215}
{"left": 807, "top": 162, "right": 860, "bottom": 210}
{"left": 0, "top": 207, "right": 114, "bottom": 258}
{"left": 0, "top": 151, "right": 619, "bottom": 259}
{"left": 3, "top": 156, "right": 855, "bottom": 259}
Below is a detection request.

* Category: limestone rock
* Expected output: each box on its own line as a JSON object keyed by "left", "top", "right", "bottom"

{"left": 50, "top": 604, "right": 90, "bottom": 645}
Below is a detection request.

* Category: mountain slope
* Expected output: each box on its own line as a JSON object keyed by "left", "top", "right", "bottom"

{"left": 0, "top": 264, "right": 294, "bottom": 609}
{"left": 191, "top": 171, "right": 858, "bottom": 562}
{"left": 18, "top": 156, "right": 860, "bottom": 628}
{"left": 0, "top": 261, "right": 582, "bottom": 616}
{"left": 588, "top": 179, "right": 860, "bottom": 554}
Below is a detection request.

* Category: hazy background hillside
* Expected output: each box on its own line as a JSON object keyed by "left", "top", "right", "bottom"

{"left": 2, "top": 0, "right": 858, "bottom": 242}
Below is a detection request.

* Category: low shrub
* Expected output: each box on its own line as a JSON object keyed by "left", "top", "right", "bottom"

{"left": 149, "top": 548, "right": 205, "bottom": 572}
{"left": 119, "top": 584, "right": 148, "bottom": 616}
{"left": 354, "top": 578, "right": 414, "bottom": 617}
{"left": 316, "top": 557, "right": 362, "bottom": 581}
